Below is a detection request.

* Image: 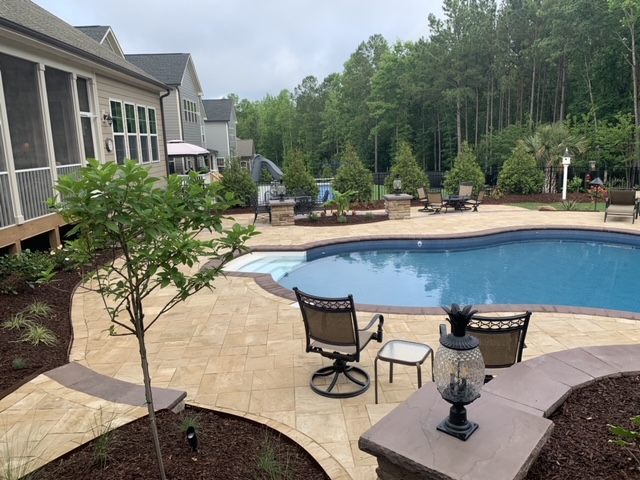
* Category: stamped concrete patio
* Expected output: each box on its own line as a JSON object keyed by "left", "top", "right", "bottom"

{"left": 2, "top": 204, "right": 640, "bottom": 479}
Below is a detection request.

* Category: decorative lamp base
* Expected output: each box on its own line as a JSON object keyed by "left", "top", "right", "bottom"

{"left": 437, "top": 417, "right": 479, "bottom": 441}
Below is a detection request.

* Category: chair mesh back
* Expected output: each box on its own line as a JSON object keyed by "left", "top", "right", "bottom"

{"left": 304, "top": 306, "right": 357, "bottom": 346}
{"left": 469, "top": 330, "right": 521, "bottom": 368}
{"left": 610, "top": 189, "right": 636, "bottom": 205}
{"left": 459, "top": 184, "right": 473, "bottom": 196}
{"left": 429, "top": 191, "right": 443, "bottom": 203}
{"left": 467, "top": 312, "right": 531, "bottom": 369}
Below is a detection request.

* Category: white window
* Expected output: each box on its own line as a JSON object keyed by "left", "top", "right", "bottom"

{"left": 148, "top": 107, "right": 159, "bottom": 162}
{"left": 76, "top": 77, "right": 95, "bottom": 161}
{"left": 183, "top": 99, "right": 197, "bottom": 123}
{"left": 125, "top": 103, "right": 139, "bottom": 162}
{"left": 137, "top": 106, "right": 149, "bottom": 163}
{"left": 110, "top": 100, "right": 126, "bottom": 164}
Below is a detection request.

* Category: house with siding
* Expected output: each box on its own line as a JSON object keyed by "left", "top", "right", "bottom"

{"left": 202, "top": 98, "right": 237, "bottom": 173}
{"left": 0, "top": 0, "right": 169, "bottom": 254}
{"left": 125, "top": 53, "right": 208, "bottom": 174}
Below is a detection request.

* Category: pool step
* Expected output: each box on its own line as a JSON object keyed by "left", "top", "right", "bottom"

{"left": 236, "top": 257, "right": 304, "bottom": 281}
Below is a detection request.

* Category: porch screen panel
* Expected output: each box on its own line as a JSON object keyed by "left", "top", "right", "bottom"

{"left": 0, "top": 125, "right": 15, "bottom": 227}
{"left": 0, "top": 53, "right": 47, "bottom": 170}
{"left": 45, "top": 67, "right": 80, "bottom": 166}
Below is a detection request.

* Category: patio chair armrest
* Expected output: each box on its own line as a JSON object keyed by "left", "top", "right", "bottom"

{"left": 439, "top": 323, "right": 448, "bottom": 338}
{"left": 360, "top": 314, "right": 384, "bottom": 342}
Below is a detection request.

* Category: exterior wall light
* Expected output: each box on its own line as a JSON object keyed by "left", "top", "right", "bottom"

{"left": 393, "top": 175, "right": 402, "bottom": 195}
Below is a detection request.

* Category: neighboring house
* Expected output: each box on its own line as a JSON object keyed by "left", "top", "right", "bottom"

{"left": 125, "top": 53, "right": 209, "bottom": 174}
{"left": 0, "top": 0, "right": 169, "bottom": 254}
{"left": 237, "top": 139, "right": 256, "bottom": 169}
{"left": 202, "top": 98, "right": 237, "bottom": 173}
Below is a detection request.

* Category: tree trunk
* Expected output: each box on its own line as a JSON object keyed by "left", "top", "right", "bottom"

{"left": 560, "top": 53, "right": 567, "bottom": 121}
{"left": 456, "top": 94, "right": 462, "bottom": 154}
{"left": 136, "top": 316, "right": 166, "bottom": 480}
{"left": 529, "top": 56, "right": 536, "bottom": 128}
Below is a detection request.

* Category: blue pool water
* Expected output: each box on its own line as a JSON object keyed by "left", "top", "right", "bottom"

{"left": 233, "top": 230, "right": 640, "bottom": 312}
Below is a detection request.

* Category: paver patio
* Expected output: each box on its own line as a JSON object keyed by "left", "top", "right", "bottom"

{"left": 2, "top": 205, "right": 640, "bottom": 479}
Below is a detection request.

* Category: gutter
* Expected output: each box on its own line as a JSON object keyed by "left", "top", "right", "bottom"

{"left": 159, "top": 88, "right": 172, "bottom": 177}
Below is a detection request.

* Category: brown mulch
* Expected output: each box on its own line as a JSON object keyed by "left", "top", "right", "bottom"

{"left": 526, "top": 375, "right": 640, "bottom": 479}
{"left": 32, "top": 405, "right": 329, "bottom": 480}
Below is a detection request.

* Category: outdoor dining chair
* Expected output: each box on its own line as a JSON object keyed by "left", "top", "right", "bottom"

{"left": 426, "top": 189, "right": 446, "bottom": 214}
{"left": 458, "top": 183, "right": 474, "bottom": 198}
{"left": 439, "top": 311, "right": 531, "bottom": 382}
{"left": 251, "top": 191, "right": 271, "bottom": 224}
{"left": 293, "top": 287, "right": 384, "bottom": 398}
{"left": 465, "top": 190, "right": 485, "bottom": 212}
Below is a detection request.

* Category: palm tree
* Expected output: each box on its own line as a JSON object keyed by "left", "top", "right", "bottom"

{"left": 523, "top": 123, "right": 588, "bottom": 193}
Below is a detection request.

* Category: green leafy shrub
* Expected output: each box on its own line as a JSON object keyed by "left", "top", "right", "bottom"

{"left": 259, "top": 166, "right": 274, "bottom": 184}
{"left": 306, "top": 212, "right": 319, "bottom": 222}
{"left": 443, "top": 142, "right": 486, "bottom": 195}
{"left": 568, "top": 176, "right": 584, "bottom": 193}
{"left": 2, "top": 313, "right": 33, "bottom": 330}
{"left": 385, "top": 141, "right": 428, "bottom": 198}
{"left": 337, "top": 215, "right": 348, "bottom": 223}
{"left": 282, "top": 150, "right": 319, "bottom": 198}
{"left": 0, "top": 249, "right": 58, "bottom": 287}
{"left": 220, "top": 158, "right": 258, "bottom": 207}
{"left": 11, "top": 358, "right": 28, "bottom": 370}
{"left": 24, "top": 301, "right": 52, "bottom": 318}
{"left": 320, "top": 164, "right": 334, "bottom": 178}
{"left": 365, "top": 212, "right": 375, "bottom": 220}
{"left": 333, "top": 143, "right": 374, "bottom": 204}
{"left": 20, "top": 324, "right": 57, "bottom": 346}
{"left": 326, "top": 190, "right": 355, "bottom": 217}
{"left": 609, "top": 415, "right": 640, "bottom": 468}
{"left": 497, "top": 142, "right": 545, "bottom": 195}
{"left": 560, "top": 199, "right": 581, "bottom": 211}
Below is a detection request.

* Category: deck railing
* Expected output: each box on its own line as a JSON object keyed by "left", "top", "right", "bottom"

{"left": 0, "top": 172, "right": 15, "bottom": 228}
{"left": 16, "top": 167, "right": 53, "bottom": 221}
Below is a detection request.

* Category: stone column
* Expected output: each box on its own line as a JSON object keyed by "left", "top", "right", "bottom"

{"left": 384, "top": 193, "right": 412, "bottom": 220}
{"left": 270, "top": 199, "right": 296, "bottom": 226}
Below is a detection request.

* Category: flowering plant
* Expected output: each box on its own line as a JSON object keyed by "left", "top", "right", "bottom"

{"left": 588, "top": 185, "right": 607, "bottom": 203}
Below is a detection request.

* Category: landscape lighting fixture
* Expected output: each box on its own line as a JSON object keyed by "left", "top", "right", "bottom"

{"left": 434, "top": 304, "right": 485, "bottom": 441}
{"left": 276, "top": 180, "right": 286, "bottom": 201}
{"left": 393, "top": 175, "right": 402, "bottom": 195}
{"left": 186, "top": 426, "right": 199, "bottom": 453}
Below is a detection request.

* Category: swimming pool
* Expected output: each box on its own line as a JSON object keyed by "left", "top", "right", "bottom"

{"left": 227, "top": 229, "right": 640, "bottom": 313}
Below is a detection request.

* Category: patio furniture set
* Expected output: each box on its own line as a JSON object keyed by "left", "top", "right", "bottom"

{"left": 417, "top": 184, "right": 484, "bottom": 214}
{"left": 604, "top": 189, "right": 638, "bottom": 224}
{"left": 251, "top": 190, "right": 329, "bottom": 224}
{"left": 293, "top": 286, "right": 531, "bottom": 402}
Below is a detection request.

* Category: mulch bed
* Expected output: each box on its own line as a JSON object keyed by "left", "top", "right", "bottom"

{"left": 32, "top": 405, "right": 329, "bottom": 480}
{"left": 526, "top": 375, "right": 640, "bottom": 479}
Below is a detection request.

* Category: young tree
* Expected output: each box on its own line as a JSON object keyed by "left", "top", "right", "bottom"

{"left": 385, "top": 141, "right": 428, "bottom": 197}
{"left": 332, "top": 143, "right": 374, "bottom": 204}
{"left": 282, "top": 149, "right": 319, "bottom": 198}
{"left": 221, "top": 157, "right": 258, "bottom": 207}
{"left": 497, "top": 141, "right": 545, "bottom": 194}
{"left": 443, "top": 142, "right": 486, "bottom": 195}
{"left": 50, "top": 160, "right": 258, "bottom": 480}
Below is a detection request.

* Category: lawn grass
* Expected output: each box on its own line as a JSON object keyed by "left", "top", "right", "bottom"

{"left": 506, "top": 202, "right": 605, "bottom": 212}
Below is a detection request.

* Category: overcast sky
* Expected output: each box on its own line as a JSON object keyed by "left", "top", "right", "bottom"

{"left": 34, "top": 0, "right": 443, "bottom": 102}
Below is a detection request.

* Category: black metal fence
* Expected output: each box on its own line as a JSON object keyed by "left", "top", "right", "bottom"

{"left": 257, "top": 166, "right": 640, "bottom": 203}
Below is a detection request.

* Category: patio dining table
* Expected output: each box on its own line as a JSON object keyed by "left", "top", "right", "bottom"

{"left": 443, "top": 195, "right": 470, "bottom": 211}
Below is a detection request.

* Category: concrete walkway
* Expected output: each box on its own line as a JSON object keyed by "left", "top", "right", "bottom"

{"left": 2, "top": 205, "right": 640, "bottom": 479}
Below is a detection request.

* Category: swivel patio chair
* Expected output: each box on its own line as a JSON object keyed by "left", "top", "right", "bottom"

{"left": 417, "top": 186, "right": 430, "bottom": 212}
{"left": 465, "top": 190, "right": 485, "bottom": 212}
{"left": 458, "top": 183, "right": 474, "bottom": 198}
{"left": 439, "top": 311, "right": 531, "bottom": 383}
{"left": 604, "top": 189, "right": 636, "bottom": 224}
{"left": 426, "top": 190, "right": 447, "bottom": 214}
{"left": 293, "top": 287, "right": 384, "bottom": 398}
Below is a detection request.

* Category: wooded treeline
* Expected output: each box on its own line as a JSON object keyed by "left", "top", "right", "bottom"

{"left": 231, "top": 0, "right": 640, "bottom": 178}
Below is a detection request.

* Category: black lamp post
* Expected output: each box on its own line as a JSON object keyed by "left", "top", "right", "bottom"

{"left": 590, "top": 177, "right": 604, "bottom": 212}
{"left": 393, "top": 175, "right": 402, "bottom": 195}
{"left": 276, "top": 179, "right": 286, "bottom": 202}
{"left": 434, "top": 304, "right": 485, "bottom": 441}
{"left": 186, "top": 426, "right": 199, "bottom": 453}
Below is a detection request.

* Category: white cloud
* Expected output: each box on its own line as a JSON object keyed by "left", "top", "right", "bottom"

{"left": 34, "top": 0, "right": 443, "bottom": 101}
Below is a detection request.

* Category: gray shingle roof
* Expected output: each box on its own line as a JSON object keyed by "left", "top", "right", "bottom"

{"left": 0, "top": 0, "right": 166, "bottom": 89}
{"left": 75, "top": 25, "right": 109, "bottom": 43}
{"left": 202, "top": 99, "right": 233, "bottom": 122}
{"left": 125, "top": 53, "right": 190, "bottom": 86}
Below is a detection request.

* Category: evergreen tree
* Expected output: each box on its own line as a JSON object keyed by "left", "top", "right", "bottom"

{"left": 385, "top": 141, "right": 428, "bottom": 197}
{"left": 282, "top": 149, "right": 319, "bottom": 198}
{"left": 221, "top": 158, "right": 258, "bottom": 207}
{"left": 333, "top": 143, "right": 374, "bottom": 204}
{"left": 497, "top": 141, "right": 545, "bottom": 194}
{"left": 443, "top": 142, "right": 486, "bottom": 195}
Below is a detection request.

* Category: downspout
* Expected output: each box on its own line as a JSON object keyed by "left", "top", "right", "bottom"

{"left": 159, "top": 88, "right": 171, "bottom": 177}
